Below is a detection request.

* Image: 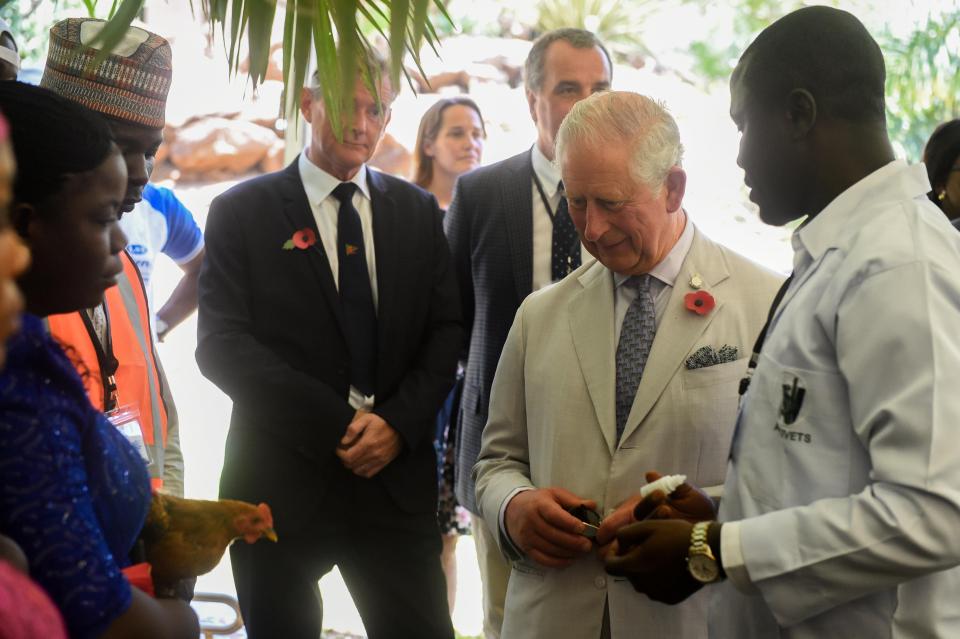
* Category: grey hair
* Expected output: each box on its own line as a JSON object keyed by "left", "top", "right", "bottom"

{"left": 524, "top": 28, "right": 613, "bottom": 93}
{"left": 555, "top": 91, "right": 684, "bottom": 190}
{"left": 308, "top": 49, "right": 392, "bottom": 100}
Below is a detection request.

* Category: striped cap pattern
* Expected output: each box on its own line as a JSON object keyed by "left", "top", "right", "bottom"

{"left": 41, "top": 18, "right": 171, "bottom": 129}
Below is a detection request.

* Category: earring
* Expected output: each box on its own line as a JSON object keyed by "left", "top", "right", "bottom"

{"left": 939, "top": 191, "right": 947, "bottom": 202}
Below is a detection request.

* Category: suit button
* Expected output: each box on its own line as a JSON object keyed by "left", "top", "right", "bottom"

{"left": 594, "top": 576, "right": 606, "bottom": 589}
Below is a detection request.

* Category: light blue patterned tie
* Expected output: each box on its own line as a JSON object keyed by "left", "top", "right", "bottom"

{"left": 616, "top": 275, "right": 656, "bottom": 441}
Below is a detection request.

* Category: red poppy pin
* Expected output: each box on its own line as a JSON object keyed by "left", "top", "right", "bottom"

{"left": 345, "top": 244, "right": 359, "bottom": 256}
{"left": 684, "top": 290, "right": 716, "bottom": 316}
{"left": 283, "top": 227, "right": 317, "bottom": 250}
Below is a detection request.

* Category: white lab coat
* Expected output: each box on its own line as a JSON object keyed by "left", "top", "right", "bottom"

{"left": 711, "top": 161, "right": 960, "bottom": 639}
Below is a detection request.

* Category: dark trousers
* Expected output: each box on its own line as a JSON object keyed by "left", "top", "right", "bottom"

{"left": 231, "top": 465, "right": 453, "bottom": 639}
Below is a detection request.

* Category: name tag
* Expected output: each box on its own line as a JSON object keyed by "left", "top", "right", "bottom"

{"left": 106, "top": 404, "right": 151, "bottom": 463}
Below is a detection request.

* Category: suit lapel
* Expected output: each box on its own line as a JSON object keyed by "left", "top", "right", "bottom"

{"left": 620, "top": 228, "right": 730, "bottom": 443}
{"left": 569, "top": 262, "right": 618, "bottom": 456}
{"left": 502, "top": 150, "right": 535, "bottom": 300}
{"left": 368, "top": 169, "right": 399, "bottom": 389}
{"left": 279, "top": 159, "right": 346, "bottom": 339}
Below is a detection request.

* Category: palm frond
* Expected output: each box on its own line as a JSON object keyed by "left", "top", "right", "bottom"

{"left": 91, "top": 0, "right": 452, "bottom": 138}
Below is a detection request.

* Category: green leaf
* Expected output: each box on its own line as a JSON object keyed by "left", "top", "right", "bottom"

{"left": 82, "top": 0, "right": 98, "bottom": 18}
{"left": 330, "top": 0, "right": 362, "bottom": 137}
{"left": 286, "top": 1, "right": 314, "bottom": 117}
{"left": 282, "top": 239, "right": 295, "bottom": 249}
{"left": 313, "top": 0, "right": 343, "bottom": 136}
{"left": 355, "top": 2, "right": 389, "bottom": 41}
{"left": 222, "top": 0, "right": 248, "bottom": 77}
{"left": 410, "top": 0, "right": 429, "bottom": 61}
{"left": 246, "top": 0, "right": 277, "bottom": 87}
{"left": 388, "top": 0, "right": 410, "bottom": 90}
{"left": 87, "top": 0, "right": 145, "bottom": 65}
{"left": 281, "top": 0, "right": 298, "bottom": 114}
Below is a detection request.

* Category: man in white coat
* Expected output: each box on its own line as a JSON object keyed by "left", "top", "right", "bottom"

{"left": 605, "top": 7, "right": 960, "bottom": 639}
{"left": 473, "top": 91, "right": 782, "bottom": 638}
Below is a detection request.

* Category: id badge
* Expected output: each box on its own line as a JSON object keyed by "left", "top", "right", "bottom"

{"left": 106, "top": 404, "right": 152, "bottom": 464}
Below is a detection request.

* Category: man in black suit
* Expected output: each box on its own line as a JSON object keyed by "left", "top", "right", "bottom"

{"left": 197, "top": 56, "right": 460, "bottom": 639}
{"left": 444, "top": 28, "right": 612, "bottom": 639}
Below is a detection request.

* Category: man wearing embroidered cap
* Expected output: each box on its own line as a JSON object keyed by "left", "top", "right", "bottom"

{"left": 40, "top": 17, "right": 184, "bottom": 497}
{"left": 42, "top": 18, "right": 169, "bottom": 213}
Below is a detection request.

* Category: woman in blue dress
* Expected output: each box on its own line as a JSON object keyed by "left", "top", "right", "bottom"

{"left": 0, "top": 82, "right": 198, "bottom": 639}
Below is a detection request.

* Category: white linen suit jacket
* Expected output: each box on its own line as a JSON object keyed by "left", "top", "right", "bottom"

{"left": 475, "top": 227, "right": 782, "bottom": 639}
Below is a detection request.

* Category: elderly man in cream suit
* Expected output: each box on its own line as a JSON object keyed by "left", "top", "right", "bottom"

{"left": 474, "top": 91, "right": 782, "bottom": 639}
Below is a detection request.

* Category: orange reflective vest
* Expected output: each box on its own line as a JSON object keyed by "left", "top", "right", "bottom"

{"left": 46, "top": 251, "right": 169, "bottom": 490}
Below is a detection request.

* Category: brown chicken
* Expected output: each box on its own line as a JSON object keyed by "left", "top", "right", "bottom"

{"left": 141, "top": 492, "right": 277, "bottom": 593}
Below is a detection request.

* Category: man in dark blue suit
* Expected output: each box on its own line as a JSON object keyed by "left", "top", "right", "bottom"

{"left": 444, "top": 28, "right": 612, "bottom": 639}
{"left": 198, "top": 56, "right": 460, "bottom": 639}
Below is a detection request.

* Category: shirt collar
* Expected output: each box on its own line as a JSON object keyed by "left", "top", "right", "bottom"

{"left": 614, "top": 214, "right": 694, "bottom": 288}
{"left": 298, "top": 149, "right": 371, "bottom": 206}
{"left": 796, "top": 160, "right": 930, "bottom": 260}
{"left": 531, "top": 143, "right": 562, "bottom": 198}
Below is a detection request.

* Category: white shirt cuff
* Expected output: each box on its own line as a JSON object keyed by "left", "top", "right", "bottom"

{"left": 498, "top": 486, "right": 534, "bottom": 558}
{"left": 348, "top": 387, "right": 375, "bottom": 411}
{"left": 721, "top": 521, "right": 757, "bottom": 594}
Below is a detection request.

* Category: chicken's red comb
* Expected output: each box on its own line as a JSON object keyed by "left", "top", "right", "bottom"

{"left": 256, "top": 503, "right": 273, "bottom": 528}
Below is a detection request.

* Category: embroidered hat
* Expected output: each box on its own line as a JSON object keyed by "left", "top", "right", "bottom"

{"left": 0, "top": 18, "right": 19, "bottom": 74}
{"left": 41, "top": 18, "right": 171, "bottom": 129}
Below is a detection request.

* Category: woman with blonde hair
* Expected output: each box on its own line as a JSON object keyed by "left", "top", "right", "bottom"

{"left": 413, "top": 96, "right": 486, "bottom": 615}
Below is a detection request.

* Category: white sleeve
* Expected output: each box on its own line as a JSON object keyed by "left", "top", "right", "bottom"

{"left": 720, "top": 521, "right": 756, "bottom": 593}
{"left": 738, "top": 260, "right": 960, "bottom": 626}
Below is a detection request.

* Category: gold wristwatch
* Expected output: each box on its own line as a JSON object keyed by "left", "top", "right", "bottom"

{"left": 687, "top": 521, "right": 721, "bottom": 584}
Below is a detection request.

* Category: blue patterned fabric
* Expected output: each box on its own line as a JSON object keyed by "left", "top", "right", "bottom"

{"left": 0, "top": 313, "right": 151, "bottom": 639}
{"left": 615, "top": 275, "right": 656, "bottom": 441}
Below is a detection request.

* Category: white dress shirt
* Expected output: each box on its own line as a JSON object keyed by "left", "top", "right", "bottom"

{"left": 298, "top": 150, "right": 378, "bottom": 410}
{"left": 612, "top": 215, "right": 694, "bottom": 343}
{"left": 530, "top": 144, "right": 590, "bottom": 290}
{"left": 712, "top": 161, "right": 960, "bottom": 638}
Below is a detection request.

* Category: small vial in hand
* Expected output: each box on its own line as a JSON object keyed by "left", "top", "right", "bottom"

{"left": 639, "top": 474, "right": 687, "bottom": 499}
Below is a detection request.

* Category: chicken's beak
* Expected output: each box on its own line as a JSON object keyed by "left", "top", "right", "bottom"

{"left": 264, "top": 528, "right": 278, "bottom": 542}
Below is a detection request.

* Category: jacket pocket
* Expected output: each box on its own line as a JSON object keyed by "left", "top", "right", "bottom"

{"left": 511, "top": 559, "right": 546, "bottom": 580}
{"left": 743, "top": 355, "right": 853, "bottom": 509}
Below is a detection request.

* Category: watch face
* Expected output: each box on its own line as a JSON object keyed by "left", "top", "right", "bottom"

{"left": 688, "top": 553, "right": 720, "bottom": 583}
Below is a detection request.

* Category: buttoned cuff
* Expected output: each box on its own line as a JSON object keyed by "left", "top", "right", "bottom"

{"left": 498, "top": 486, "right": 534, "bottom": 558}
{"left": 721, "top": 521, "right": 757, "bottom": 594}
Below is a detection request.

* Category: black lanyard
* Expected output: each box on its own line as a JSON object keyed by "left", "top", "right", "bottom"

{"left": 530, "top": 169, "right": 560, "bottom": 224}
{"left": 80, "top": 302, "right": 120, "bottom": 411}
{"left": 531, "top": 166, "right": 582, "bottom": 274}
{"left": 739, "top": 274, "right": 794, "bottom": 397}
